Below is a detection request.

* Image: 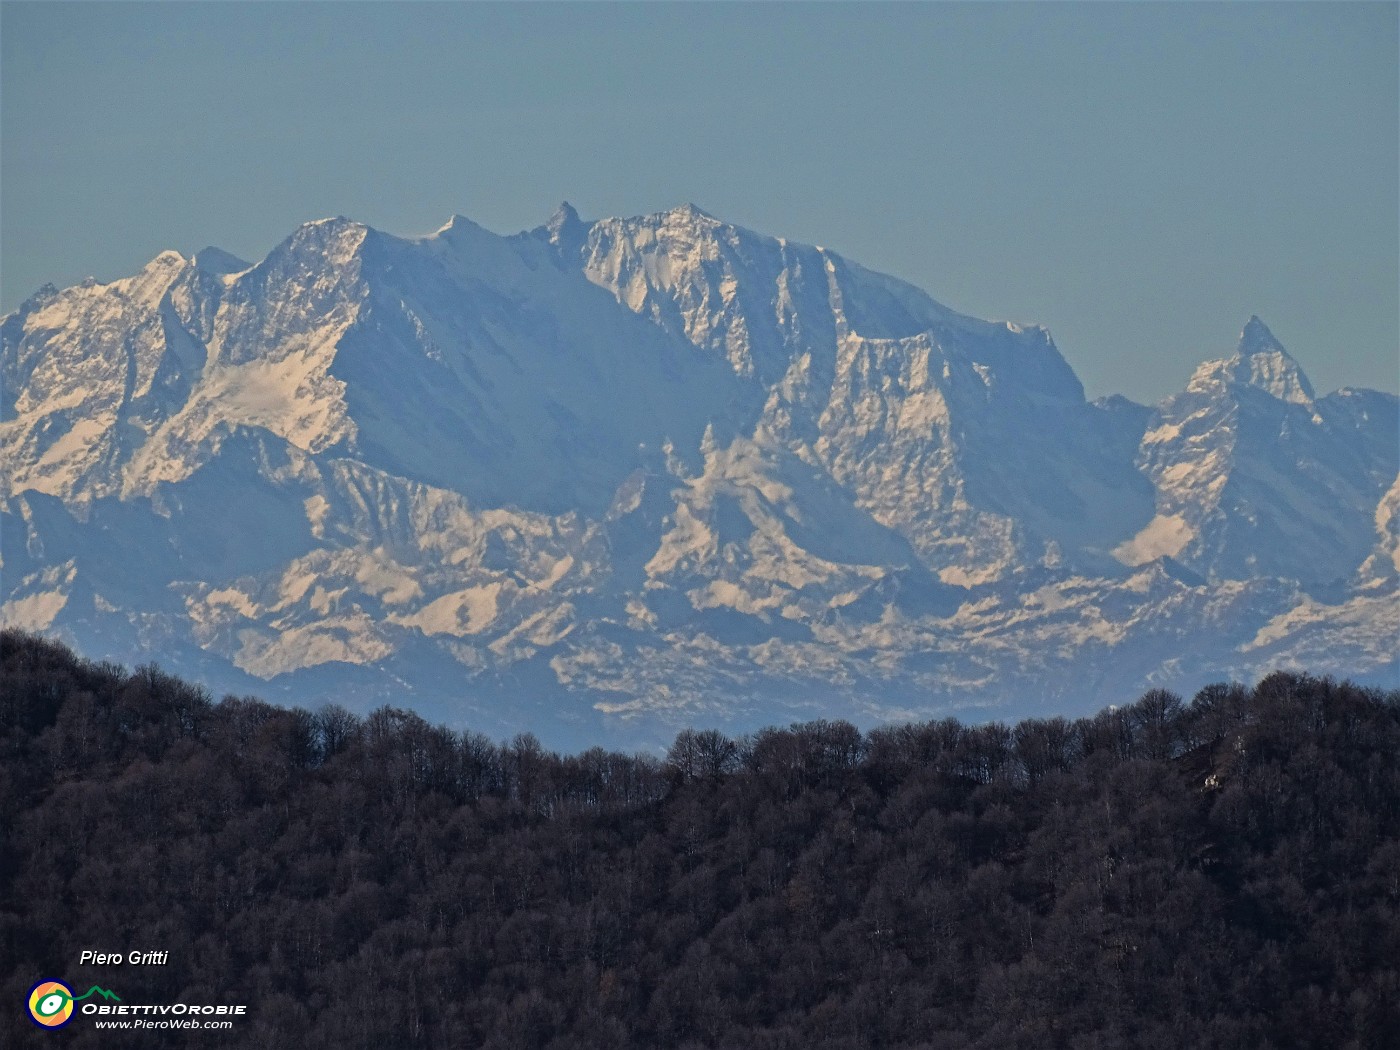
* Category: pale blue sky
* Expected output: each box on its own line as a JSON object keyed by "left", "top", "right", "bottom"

{"left": 2, "top": 2, "right": 1395, "bottom": 403}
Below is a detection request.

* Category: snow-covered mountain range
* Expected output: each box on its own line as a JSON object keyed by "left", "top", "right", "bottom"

{"left": 3, "top": 204, "right": 1396, "bottom": 747}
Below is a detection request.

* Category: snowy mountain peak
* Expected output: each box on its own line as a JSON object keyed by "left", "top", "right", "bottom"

{"left": 548, "top": 200, "right": 581, "bottom": 228}
{"left": 140, "top": 250, "right": 187, "bottom": 275}
{"left": 1238, "top": 315, "right": 1283, "bottom": 355}
{"left": 666, "top": 202, "right": 717, "bottom": 222}
{"left": 1229, "top": 316, "right": 1315, "bottom": 404}
{"left": 1128, "top": 315, "right": 1396, "bottom": 584}
{"left": 432, "top": 214, "right": 508, "bottom": 250}
{"left": 1182, "top": 317, "right": 1316, "bottom": 406}
{"left": 19, "top": 283, "right": 59, "bottom": 310}
{"left": 291, "top": 215, "right": 367, "bottom": 244}
{"left": 266, "top": 217, "right": 371, "bottom": 275}
{"left": 543, "top": 201, "right": 589, "bottom": 252}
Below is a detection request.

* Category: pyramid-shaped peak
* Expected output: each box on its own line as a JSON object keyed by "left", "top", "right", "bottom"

{"left": 275, "top": 216, "right": 370, "bottom": 268}
{"left": 546, "top": 201, "right": 587, "bottom": 238}
{"left": 193, "top": 246, "right": 251, "bottom": 275}
{"left": 549, "top": 201, "right": 580, "bottom": 227}
{"left": 1237, "top": 315, "right": 1286, "bottom": 356}
{"left": 542, "top": 201, "right": 590, "bottom": 254}
{"left": 434, "top": 213, "right": 489, "bottom": 237}
{"left": 1229, "top": 316, "right": 1314, "bottom": 405}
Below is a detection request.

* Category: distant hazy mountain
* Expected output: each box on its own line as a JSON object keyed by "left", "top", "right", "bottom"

{"left": 3, "top": 204, "right": 1395, "bottom": 746}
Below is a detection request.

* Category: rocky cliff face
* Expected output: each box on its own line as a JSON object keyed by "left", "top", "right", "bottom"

{"left": 3, "top": 205, "right": 1395, "bottom": 747}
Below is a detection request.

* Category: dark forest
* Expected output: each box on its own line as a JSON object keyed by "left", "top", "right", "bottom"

{"left": 2, "top": 629, "right": 1398, "bottom": 1048}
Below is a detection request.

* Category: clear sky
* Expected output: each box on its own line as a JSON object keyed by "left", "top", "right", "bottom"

{"left": 2, "top": 2, "right": 1395, "bottom": 403}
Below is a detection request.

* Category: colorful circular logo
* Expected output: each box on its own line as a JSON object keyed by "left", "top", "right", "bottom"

{"left": 28, "top": 980, "right": 75, "bottom": 1028}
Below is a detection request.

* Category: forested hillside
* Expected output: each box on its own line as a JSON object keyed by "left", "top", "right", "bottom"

{"left": 3, "top": 629, "right": 1398, "bottom": 1048}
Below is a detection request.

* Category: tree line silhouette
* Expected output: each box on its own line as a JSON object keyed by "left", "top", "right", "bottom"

{"left": 2, "top": 628, "right": 1397, "bottom": 1048}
